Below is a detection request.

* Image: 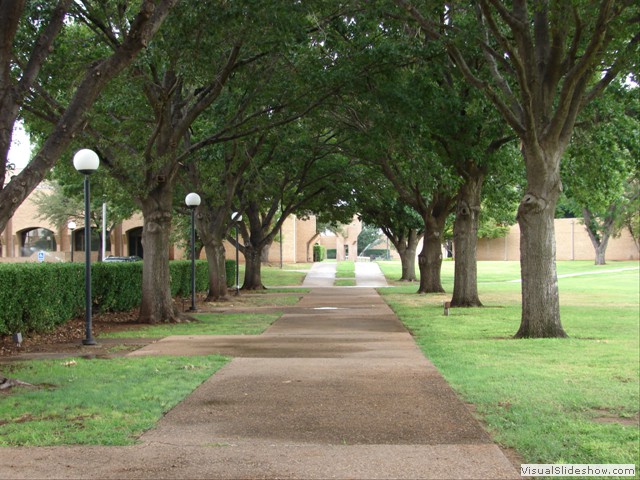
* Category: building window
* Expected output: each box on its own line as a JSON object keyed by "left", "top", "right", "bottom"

{"left": 74, "top": 228, "right": 106, "bottom": 252}
{"left": 20, "top": 228, "right": 56, "bottom": 257}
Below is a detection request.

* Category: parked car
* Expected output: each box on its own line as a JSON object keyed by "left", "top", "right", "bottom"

{"left": 103, "top": 255, "right": 142, "bottom": 262}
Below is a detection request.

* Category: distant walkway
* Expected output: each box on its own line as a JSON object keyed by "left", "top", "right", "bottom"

{"left": 302, "top": 262, "right": 336, "bottom": 287}
{"left": 355, "top": 261, "right": 388, "bottom": 287}
{"left": 302, "top": 261, "right": 388, "bottom": 288}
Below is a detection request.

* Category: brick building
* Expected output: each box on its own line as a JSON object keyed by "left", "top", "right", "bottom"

{"left": 1, "top": 183, "right": 637, "bottom": 264}
{"left": 0, "top": 183, "right": 322, "bottom": 264}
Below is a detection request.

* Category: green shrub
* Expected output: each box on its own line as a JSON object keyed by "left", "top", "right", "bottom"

{"left": 326, "top": 248, "right": 336, "bottom": 259}
{"left": 0, "top": 259, "right": 237, "bottom": 335}
{"left": 93, "top": 262, "right": 143, "bottom": 312}
{"left": 0, "top": 263, "right": 84, "bottom": 335}
{"left": 169, "top": 260, "right": 210, "bottom": 297}
{"left": 225, "top": 259, "right": 235, "bottom": 287}
{"left": 313, "top": 244, "right": 326, "bottom": 262}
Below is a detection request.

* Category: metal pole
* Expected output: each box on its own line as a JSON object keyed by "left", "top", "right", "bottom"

{"left": 82, "top": 175, "right": 96, "bottom": 345}
{"left": 235, "top": 224, "right": 240, "bottom": 296}
{"left": 101, "top": 202, "right": 107, "bottom": 260}
{"left": 190, "top": 207, "right": 197, "bottom": 311}
{"left": 70, "top": 230, "right": 74, "bottom": 262}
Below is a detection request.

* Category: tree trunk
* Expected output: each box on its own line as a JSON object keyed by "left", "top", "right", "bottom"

{"left": 242, "top": 245, "right": 266, "bottom": 290}
{"left": 203, "top": 239, "right": 229, "bottom": 301}
{"left": 514, "top": 147, "right": 567, "bottom": 338}
{"left": 583, "top": 207, "right": 614, "bottom": 266}
{"left": 451, "top": 174, "right": 483, "bottom": 307}
{"left": 394, "top": 229, "right": 420, "bottom": 282}
{"left": 139, "top": 190, "right": 181, "bottom": 323}
{"left": 196, "top": 206, "right": 230, "bottom": 302}
{"left": 417, "top": 215, "right": 446, "bottom": 294}
{"left": 399, "top": 245, "right": 418, "bottom": 281}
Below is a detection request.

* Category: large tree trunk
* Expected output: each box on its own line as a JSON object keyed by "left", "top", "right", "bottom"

{"left": 196, "top": 207, "right": 230, "bottom": 301}
{"left": 417, "top": 215, "right": 446, "bottom": 294}
{"left": 139, "top": 190, "right": 181, "bottom": 323}
{"left": 203, "top": 239, "right": 229, "bottom": 301}
{"left": 242, "top": 245, "right": 266, "bottom": 290}
{"left": 451, "top": 173, "right": 483, "bottom": 307}
{"left": 514, "top": 147, "right": 567, "bottom": 339}
{"left": 393, "top": 229, "right": 420, "bottom": 282}
{"left": 398, "top": 244, "right": 418, "bottom": 281}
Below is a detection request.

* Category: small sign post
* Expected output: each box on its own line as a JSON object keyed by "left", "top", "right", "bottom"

{"left": 37, "top": 251, "right": 45, "bottom": 263}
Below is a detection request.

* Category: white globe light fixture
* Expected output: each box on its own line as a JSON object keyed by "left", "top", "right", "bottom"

{"left": 185, "top": 192, "right": 201, "bottom": 207}
{"left": 185, "top": 193, "right": 201, "bottom": 311}
{"left": 73, "top": 148, "right": 100, "bottom": 174}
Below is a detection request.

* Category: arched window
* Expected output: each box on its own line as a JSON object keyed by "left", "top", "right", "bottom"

{"left": 20, "top": 228, "right": 56, "bottom": 257}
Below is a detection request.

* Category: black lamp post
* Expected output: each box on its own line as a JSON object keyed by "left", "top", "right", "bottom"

{"left": 185, "top": 192, "right": 201, "bottom": 311}
{"left": 73, "top": 149, "right": 99, "bottom": 346}
{"left": 231, "top": 211, "right": 242, "bottom": 296}
{"left": 68, "top": 220, "right": 76, "bottom": 262}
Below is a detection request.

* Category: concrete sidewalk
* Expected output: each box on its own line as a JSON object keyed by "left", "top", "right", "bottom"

{"left": 1, "top": 285, "right": 519, "bottom": 479}
{"left": 302, "top": 262, "right": 336, "bottom": 287}
{"left": 302, "top": 261, "right": 388, "bottom": 288}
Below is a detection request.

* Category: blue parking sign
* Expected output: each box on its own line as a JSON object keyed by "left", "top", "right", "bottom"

{"left": 37, "top": 251, "right": 45, "bottom": 262}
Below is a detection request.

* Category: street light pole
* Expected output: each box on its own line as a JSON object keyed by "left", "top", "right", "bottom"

{"left": 73, "top": 149, "right": 99, "bottom": 346}
{"left": 185, "top": 193, "right": 201, "bottom": 311}
{"left": 68, "top": 221, "right": 76, "bottom": 262}
{"left": 231, "top": 212, "right": 242, "bottom": 296}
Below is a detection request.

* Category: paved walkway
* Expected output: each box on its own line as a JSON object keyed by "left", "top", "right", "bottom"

{"left": 302, "top": 261, "right": 388, "bottom": 288}
{"left": 0, "top": 265, "right": 519, "bottom": 479}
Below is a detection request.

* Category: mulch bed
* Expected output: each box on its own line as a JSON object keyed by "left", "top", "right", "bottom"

{"left": 0, "top": 309, "right": 146, "bottom": 359}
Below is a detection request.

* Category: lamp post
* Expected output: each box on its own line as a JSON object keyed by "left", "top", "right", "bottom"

{"left": 68, "top": 221, "right": 76, "bottom": 262}
{"left": 185, "top": 193, "right": 201, "bottom": 311}
{"left": 231, "top": 212, "right": 242, "bottom": 296}
{"left": 73, "top": 149, "right": 99, "bottom": 346}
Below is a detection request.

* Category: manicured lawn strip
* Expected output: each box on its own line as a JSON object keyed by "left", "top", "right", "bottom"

{"left": 0, "top": 355, "right": 228, "bottom": 446}
{"left": 335, "top": 260, "right": 355, "bottom": 278}
{"left": 376, "top": 259, "right": 639, "bottom": 285}
{"left": 334, "top": 279, "right": 356, "bottom": 287}
{"left": 237, "top": 263, "right": 309, "bottom": 286}
{"left": 379, "top": 266, "right": 639, "bottom": 467}
{"left": 99, "top": 312, "right": 281, "bottom": 338}
{"left": 230, "top": 292, "right": 307, "bottom": 306}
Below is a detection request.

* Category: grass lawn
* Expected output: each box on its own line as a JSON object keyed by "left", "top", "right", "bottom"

{"left": 0, "top": 355, "right": 228, "bottom": 446}
{"left": 236, "top": 263, "right": 311, "bottom": 287}
{"left": 378, "top": 260, "right": 639, "bottom": 468}
{"left": 99, "top": 312, "right": 282, "bottom": 338}
{"left": 335, "top": 260, "right": 355, "bottom": 278}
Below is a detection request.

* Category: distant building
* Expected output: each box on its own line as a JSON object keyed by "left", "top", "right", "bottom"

{"left": 2, "top": 183, "right": 637, "bottom": 263}
{"left": 0, "top": 183, "right": 323, "bottom": 264}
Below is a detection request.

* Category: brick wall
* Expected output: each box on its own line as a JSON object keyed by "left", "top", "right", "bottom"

{"left": 477, "top": 218, "right": 639, "bottom": 261}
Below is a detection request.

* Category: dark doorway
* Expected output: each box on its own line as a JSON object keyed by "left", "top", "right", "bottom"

{"left": 128, "top": 227, "right": 143, "bottom": 258}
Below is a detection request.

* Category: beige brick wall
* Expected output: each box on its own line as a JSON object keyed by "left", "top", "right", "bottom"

{"left": 5, "top": 187, "right": 636, "bottom": 266}
{"left": 477, "top": 218, "right": 639, "bottom": 261}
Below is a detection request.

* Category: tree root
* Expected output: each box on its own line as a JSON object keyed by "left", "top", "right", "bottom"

{"left": 0, "top": 376, "right": 34, "bottom": 390}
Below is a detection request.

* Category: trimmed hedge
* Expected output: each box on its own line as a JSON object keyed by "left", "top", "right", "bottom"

{"left": 313, "top": 244, "right": 326, "bottom": 262}
{"left": 0, "top": 259, "right": 236, "bottom": 335}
